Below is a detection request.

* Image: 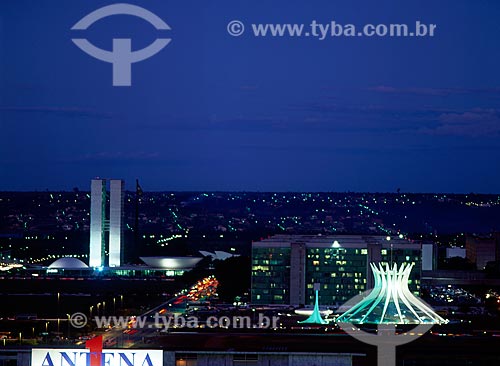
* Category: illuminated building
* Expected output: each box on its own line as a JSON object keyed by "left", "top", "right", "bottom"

{"left": 89, "top": 179, "right": 106, "bottom": 267}
{"left": 337, "top": 263, "right": 447, "bottom": 324}
{"left": 109, "top": 179, "right": 124, "bottom": 267}
{"left": 5, "top": 345, "right": 365, "bottom": 366}
{"left": 29, "top": 256, "right": 202, "bottom": 277}
{"left": 89, "top": 178, "right": 124, "bottom": 267}
{"left": 466, "top": 235, "right": 500, "bottom": 270}
{"left": 336, "top": 263, "right": 447, "bottom": 366}
{"left": 252, "top": 235, "right": 431, "bottom": 306}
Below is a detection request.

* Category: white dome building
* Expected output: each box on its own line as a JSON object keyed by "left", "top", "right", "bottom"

{"left": 48, "top": 257, "right": 89, "bottom": 269}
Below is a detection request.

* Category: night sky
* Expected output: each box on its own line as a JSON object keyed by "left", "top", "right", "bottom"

{"left": 1, "top": 0, "right": 500, "bottom": 192}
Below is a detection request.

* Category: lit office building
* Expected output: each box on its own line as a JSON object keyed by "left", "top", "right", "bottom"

{"left": 252, "top": 235, "right": 433, "bottom": 306}
{"left": 109, "top": 179, "right": 125, "bottom": 267}
{"left": 465, "top": 234, "right": 500, "bottom": 270}
{"left": 89, "top": 178, "right": 124, "bottom": 268}
{"left": 89, "top": 179, "right": 106, "bottom": 267}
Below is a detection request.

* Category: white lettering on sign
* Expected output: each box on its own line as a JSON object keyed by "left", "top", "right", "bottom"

{"left": 32, "top": 349, "right": 163, "bottom": 366}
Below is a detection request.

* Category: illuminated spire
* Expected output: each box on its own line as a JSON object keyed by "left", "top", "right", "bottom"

{"left": 337, "top": 263, "right": 447, "bottom": 324}
{"left": 299, "top": 289, "right": 328, "bottom": 324}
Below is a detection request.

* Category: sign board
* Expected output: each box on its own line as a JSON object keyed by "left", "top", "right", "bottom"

{"left": 31, "top": 349, "right": 163, "bottom": 366}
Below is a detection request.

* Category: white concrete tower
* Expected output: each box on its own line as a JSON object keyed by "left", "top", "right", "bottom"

{"left": 109, "top": 179, "right": 124, "bottom": 267}
{"left": 89, "top": 179, "right": 106, "bottom": 267}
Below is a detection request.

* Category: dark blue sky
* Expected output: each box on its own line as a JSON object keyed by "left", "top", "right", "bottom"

{"left": 1, "top": 0, "right": 500, "bottom": 192}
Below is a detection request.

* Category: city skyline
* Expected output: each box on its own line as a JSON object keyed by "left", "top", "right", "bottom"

{"left": 2, "top": 2, "right": 500, "bottom": 362}
{"left": 2, "top": 0, "right": 500, "bottom": 193}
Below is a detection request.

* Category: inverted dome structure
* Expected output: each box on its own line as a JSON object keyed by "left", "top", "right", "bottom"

{"left": 48, "top": 257, "right": 89, "bottom": 269}
{"left": 337, "top": 263, "right": 447, "bottom": 324}
{"left": 139, "top": 256, "right": 202, "bottom": 269}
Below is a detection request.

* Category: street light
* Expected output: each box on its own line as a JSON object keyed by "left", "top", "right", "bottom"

{"left": 90, "top": 305, "right": 94, "bottom": 317}
{"left": 57, "top": 292, "right": 61, "bottom": 334}
{"left": 45, "top": 322, "right": 49, "bottom": 343}
{"left": 19, "top": 332, "right": 22, "bottom": 345}
{"left": 66, "top": 314, "right": 71, "bottom": 339}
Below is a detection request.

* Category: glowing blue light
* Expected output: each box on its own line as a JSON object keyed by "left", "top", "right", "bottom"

{"left": 337, "top": 263, "right": 448, "bottom": 325}
{"left": 299, "top": 290, "right": 328, "bottom": 325}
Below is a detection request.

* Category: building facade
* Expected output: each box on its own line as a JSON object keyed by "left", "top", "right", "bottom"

{"left": 252, "top": 235, "right": 429, "bottom": 306}
{"left": 2, "top": 348, "right": 363, "bottom": 366}
{"left": 109, "top": 179, "right": 125, "bottom": 267}
{"left": 466, "top": 235, "right": 499, "bottom": 270}
{"left": 89, "top": 178, "right": 125, "bottom": 268}
{"left": 89, "top": 179, "right": 106, "bottom": 267}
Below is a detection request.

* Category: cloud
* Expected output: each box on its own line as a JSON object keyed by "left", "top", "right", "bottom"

{"left": 239, "top": 85, "right": 260, "bottom": 91}
{"left": 420, "top": 109, "right": 500, "bottom": 137}
{"left": 286, "top": 101, "right": 447, "bottom": 132}
{"left": 0, "top": 106, "right": 112, "bottom": 119}
{"left": 368, "top": 86, "right": 500, "bottom": 97}
{"left": 368, "top": 86, "right": 456, "bottom": 96}
{"left": 61, "top": 151, "right": 160, "bottom": 163}
{"left": 207, "top": 114, "right": 290, "bottom": 130}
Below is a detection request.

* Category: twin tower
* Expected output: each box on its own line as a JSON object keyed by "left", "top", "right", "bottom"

{"left": 89, "top": 179, "right": 124, "bottom": 268}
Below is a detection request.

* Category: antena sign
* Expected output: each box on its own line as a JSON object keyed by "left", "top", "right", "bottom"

{"left": 31, "top": 337, "right": 163, "bottom": 366}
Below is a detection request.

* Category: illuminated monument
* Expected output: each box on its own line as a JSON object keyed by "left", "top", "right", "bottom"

{"left": 337, "top": 263, "right": 447, "bottom": 366}
{"left": 298, "top": 283, "right": 328, "bottom": 324}
{"left": 337, "top": 263, "right": 447, "bottom": 324}
{"left": 89, "top": 179, "right": 124, "bottom": 268}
